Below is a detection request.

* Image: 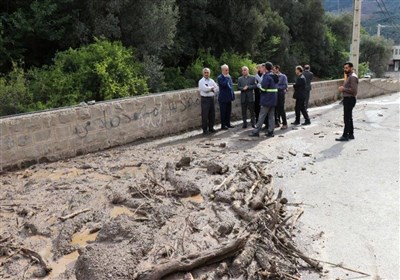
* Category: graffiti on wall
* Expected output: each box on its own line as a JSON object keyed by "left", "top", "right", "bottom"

{"left": 167, "top": 96, "right": 200, "bottom": 113}
{"left": 74, "top": 95, "right": 200, "bottom": 138}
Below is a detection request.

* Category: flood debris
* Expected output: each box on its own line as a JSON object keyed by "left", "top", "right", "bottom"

{"left": 0, "top": 140, "right": 326, "bottom": 280}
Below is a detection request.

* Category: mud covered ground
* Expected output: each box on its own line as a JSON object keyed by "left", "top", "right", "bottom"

{"left": 0, "top": 117, "right": 329, "bottom": 280}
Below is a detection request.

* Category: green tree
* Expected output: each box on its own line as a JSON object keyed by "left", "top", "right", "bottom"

{"left": 204, "top": 0, "right": 270, "bottom": 57}
{"left": 28, "top": 39, "right": 148, "bottom": 109}
{"left": 0, "top": 0, "right": 77, "bottom": 72}
{"left": 360, "top": 35, "right": 393, "bottom": 77}
{"left": 322, "top": 13, "right": 353, "bottom": 78}
{"left": 254, "top": 9, "right": 290, "bottom": 66}
{"left": 269, "top": 0, "right": 326, "bottom": 78}
{"left": 120, "top": 0, "right": 178, "bottom": 57}
{"left": 162, "top": 0, "right": 209, "bottom": 68}
{"left": 0, "top": 63, "right": 32, "bottom": 116}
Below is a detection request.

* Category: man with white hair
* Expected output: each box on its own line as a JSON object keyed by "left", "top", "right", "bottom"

{"left": 237, "top": 66, "right": 257, "bottom": 128}
{"left": 198, "top": 68, "right": 219, "bottom": 135}
{"left": 217, "top": 64, "right": 235, "bottom": 130}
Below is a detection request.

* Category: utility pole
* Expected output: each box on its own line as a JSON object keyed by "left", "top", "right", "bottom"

{"left": 350, "top": 0, "right": 362, "bottom": 74}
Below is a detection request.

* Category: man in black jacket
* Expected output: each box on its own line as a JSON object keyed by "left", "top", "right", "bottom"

{"left": 303, "top": 64, "right": 313, "bottom": 110}
{"left": 292, "top": 66, "right": 311, "bottom": 125}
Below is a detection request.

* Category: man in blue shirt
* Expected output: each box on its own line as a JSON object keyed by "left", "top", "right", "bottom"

{"left": 273, "top": 65, "right": 288, "bottom": 129}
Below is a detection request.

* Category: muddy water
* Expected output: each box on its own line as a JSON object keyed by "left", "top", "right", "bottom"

{"left": 71, "top": 229, "right": 98, "bottom": 246}
{"left": 110, "top": 205, "right": 137, "bottom": 218}
{"left": 31, "top": 229, "right": 99, "bottom": 279}
{"left": 181, "top": 194, "right": 204, "bottom": 204}
{"left": 44, "top": 251, "right": 80, "bottom": 280}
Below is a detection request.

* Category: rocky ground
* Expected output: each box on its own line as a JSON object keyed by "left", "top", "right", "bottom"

{"left": 1, "top": 92, "right": 399, "bottom": 280}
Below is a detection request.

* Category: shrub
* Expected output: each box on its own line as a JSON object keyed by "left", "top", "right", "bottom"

{"left": 28, "top": 38, "right": 149, "bottom": 109}
{"left": 0, "top": 63, "right": 32, "bottom": 116}
{"left": 184, "top": 49, "right": 256, "bottom": 85}
{"left": 164, "top": 67, "right": 194, "bottom": 90}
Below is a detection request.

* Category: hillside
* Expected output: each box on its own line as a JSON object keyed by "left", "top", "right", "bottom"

{"left": 323, "top": 0, "right": 400, "bottom": 43}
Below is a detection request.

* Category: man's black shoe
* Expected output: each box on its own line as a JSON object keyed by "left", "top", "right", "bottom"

{"left": 203, "top": 131, "right": 210, "bottom": 135}
{"left": 291, "top": 121, "right": 300, "bottom": 125}
{"left": 249, "top": 132, "right": 259, "bottom": 137}
{"left": 266, "top": 132, "right": 274, "bottom": 137}
{"left": 221, "top": 126, "right": 229, "bottom": 130}
{"left": 227, "top": 125, "right": 235, "bottom": 128}
{"left": 302, "top": 121, "right": 311, "bottom": 125}
{"left": 242, "top": 123, "right": 247, "bottom": 128}
{"left": 335, "top": 136, "right": 349, "bottom": 141}
{"left": 209, "top": 129, "right": 217, "bottom": 133}
{"left": 349, "top": 135, "right": 355, "bottom": 140}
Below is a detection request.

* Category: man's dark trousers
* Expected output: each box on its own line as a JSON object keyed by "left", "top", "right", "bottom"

{"left": 295, "top": 98, "right": 309, "bottom": 122}
{"left": 254, "top": 88, "right": 260, "bottom": 122}
{"left": 305, "top": 90, "right": 311, "bottom": 110}
{"left": 241, "top": 102, "right": 255, "bottom": 126}
{"left": 219, "top": 101, "right": 232, "bottom": 127}
{"left": 275, "top": 91, "right": 287, "bottom": 125}
{"left": 343, "top": 96, "right": 356, "bottom": 137}
{"left": 201, "top": 96, "right": 215, "bottom": 132}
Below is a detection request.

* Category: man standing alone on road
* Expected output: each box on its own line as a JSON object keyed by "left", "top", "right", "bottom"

{"left": 292, "top": 66, "right": 311, "bottom": 126}
{"left": 218, "top": 64, "right": 235, "bottom": 130}
{"left": 336, "top": 62, "right": 358, "bottom": 141}
{"left": 303, "top": 64, "right": 314, "bottom": 110}
{"left": 238, "top": 66, "right": 257, "bottom": 128}
{"left": 198, "top": 68, "right": 219, "bottom": 135}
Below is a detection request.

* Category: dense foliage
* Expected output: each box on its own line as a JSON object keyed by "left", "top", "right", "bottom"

{"left": 0, "top": 40, "right": 148, "bottom": 116}
{"left": 0, "top": 0, "right": 394, "bottom": 116}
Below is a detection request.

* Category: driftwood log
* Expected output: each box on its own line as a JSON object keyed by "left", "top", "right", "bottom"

{"left": 165, "top": 162, "right": 200, "bottom": 197}
{"left": 231, "top": 235, "right": 259, "bottom": 277}
{"left": 134, "top": 234, "right": 249, "bottom": 280}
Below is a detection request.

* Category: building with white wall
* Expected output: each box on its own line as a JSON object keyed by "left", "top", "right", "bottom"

{"left": 388, "top": 45, "right": 400, "bottom": 72}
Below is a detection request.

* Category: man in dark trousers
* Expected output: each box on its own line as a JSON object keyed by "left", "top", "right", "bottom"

{"left": 336, "top": 62, "right": 358, "bottom": 141}
{"left": 198, "top": 68, "right": 219, "bottom": 135}
{"left": 237, "top": 66, "right": 257, "bottom": 128}
{"left": 273, "top": 65, "right": 288, "bottom": 130}
{"left": 249, "top": 62, "right": 278, "bottom": 137}
{"left": 303, "top": 64, "right": 314, "bottom": 110}
{"left": 217, "top": 64, "right": 235, "bottom": 130}
{"left": 292, "top": 66, "right": 311, "bottom": 126}
{"left": 254, "top": 64, "right": 263, "bottom": 124}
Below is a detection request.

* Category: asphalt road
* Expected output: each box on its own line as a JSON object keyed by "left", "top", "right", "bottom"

{"left": 260, "top": 92, "right": 400, "bottom": 280}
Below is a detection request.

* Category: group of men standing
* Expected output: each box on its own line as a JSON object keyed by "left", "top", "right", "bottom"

{"left": 198, "top": 62, "right": 314, "bottom": 136}
{"left": 198, "top": 62, "right": 358, "bottom": 141}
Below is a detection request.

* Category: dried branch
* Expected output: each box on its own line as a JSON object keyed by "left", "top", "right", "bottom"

{"left": 59, "top": 208, "right": 90, "bottom": 222}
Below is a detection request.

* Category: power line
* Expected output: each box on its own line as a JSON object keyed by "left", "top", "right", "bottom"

{"left": 374, "top": 0, "right": 400, "bottom": 32}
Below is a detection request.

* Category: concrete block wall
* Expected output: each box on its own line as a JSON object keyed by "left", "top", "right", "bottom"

{"left": 1, "top": 78, "right": 399, "bottom": 171}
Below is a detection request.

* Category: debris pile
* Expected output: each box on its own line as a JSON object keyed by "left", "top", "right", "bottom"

{"left": 0, "top": 153, "right": 321, "bottom": 280}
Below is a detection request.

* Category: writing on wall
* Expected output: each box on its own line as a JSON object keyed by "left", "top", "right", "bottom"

{"left": 74, "top": 95, "right": 200, "bottom": 138}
